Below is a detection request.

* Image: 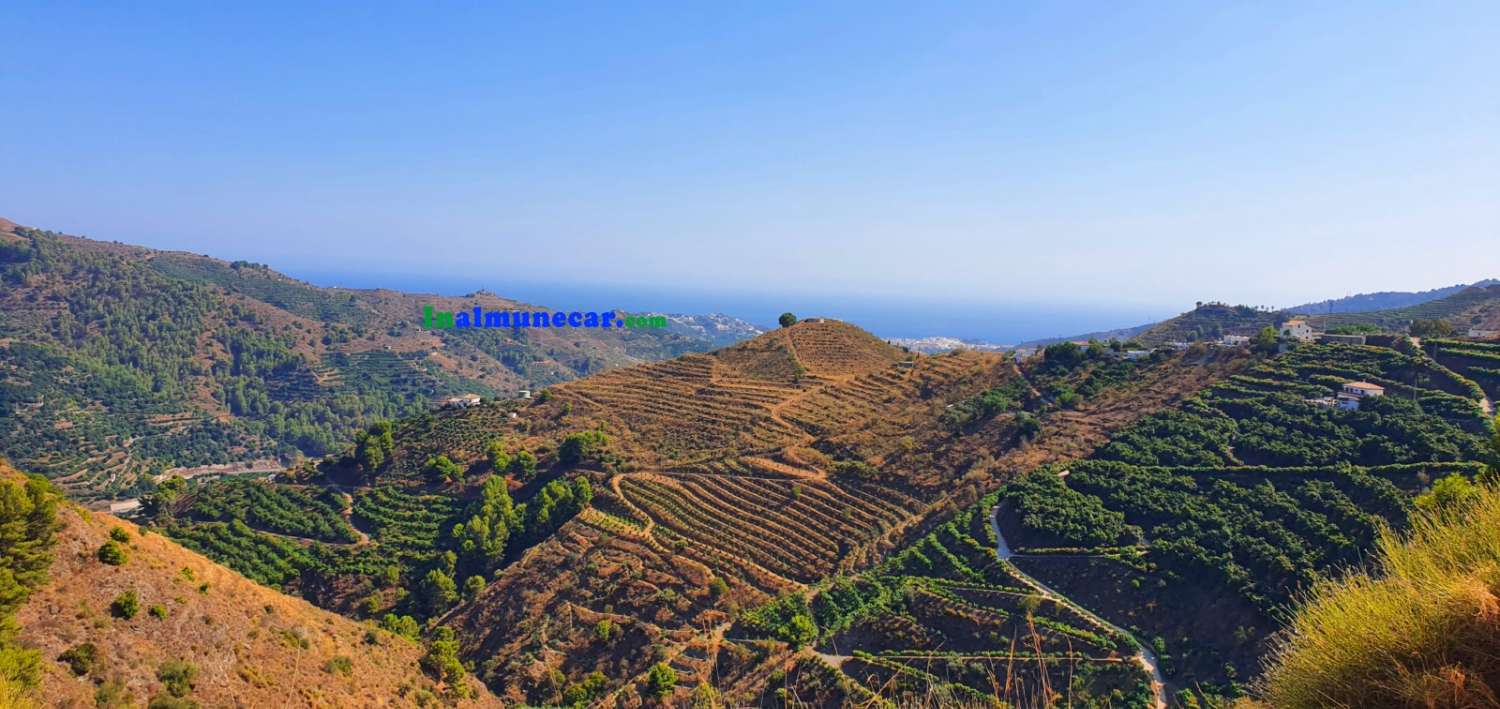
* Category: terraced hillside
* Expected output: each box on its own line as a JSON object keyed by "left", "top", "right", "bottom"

{"left": 980, "top": 343, "right": 1495, "bottom": 706}
{"left": 734, "top": 342, "right": 1495, "bottom": 708}
{"left": 0, "top": 218, "right": 756, "bottom": 501}
{"left": 376, "top": 323, "right": 1248, "bottom": 706}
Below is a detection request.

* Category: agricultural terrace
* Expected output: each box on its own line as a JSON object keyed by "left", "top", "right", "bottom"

{"left": 441, "top": 324, "right": 1242, "bottom": 706}
{"left": 993, "top": 342, "right": 1495, "bottom": 704}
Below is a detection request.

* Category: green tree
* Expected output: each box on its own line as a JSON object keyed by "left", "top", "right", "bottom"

{"left": 562, "top": 671, "right": 608, "bottom": 707}
{"left": 379, "top": 613, "right": 420, "bottom": 639}
{"left": 425, "top": 455, "right": 464, "bottom": 485}
{"left": 1252, "top": 326, "right": 1280, "bottom": 354}
{"left": 420, "top": 626, "right": 469, "bottom": 693}
{"left": 778, "top": 313, "right": 798, "bottom": 328}
{"left": 485, "top": 439, "right": 512, "bottom": 473}
{"left": 1410, "top": 319, "right": 1455, "bottom": 338}
{"left": 558, "top": 431, "right": 609, "bottom": 467}
{"left": 463, "top": 574, "right": 485, "bottom": 600}
{"left": 420, "top": 569, "right": 458, "bottom": 615}
{"left": 510, "top": 450, "right": 538, "bottom": 481}
{"left": 646, "top": 662, "right": 677, "bottom": 698}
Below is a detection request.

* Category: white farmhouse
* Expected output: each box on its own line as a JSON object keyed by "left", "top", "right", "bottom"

{"left": 1220, "top": 335, "right": 1250, "bottom": 347}
{"left": 1280, "top": 319, "right": 1316, "bottom": 342}
{"left": 1336, "top": 381, "right": 1384, "bottom": 410}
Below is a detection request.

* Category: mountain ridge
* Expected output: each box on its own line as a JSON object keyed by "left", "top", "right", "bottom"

{"left": 0, "top": 218, "right": 760, "bottom": 501}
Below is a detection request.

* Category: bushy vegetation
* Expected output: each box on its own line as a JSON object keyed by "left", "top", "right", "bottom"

{"left": 741, "top": 593, "right": 818, "bottom": 648}
{"left": 183, "top": 479, "right": 357, "bottom": 543}
{"left": 0, "top": 475, "right": 60, "bottom": 697}
{"left": 1258, "top": 481, "right": 1500, "bottom": 708}
{"left": 557, "top": 430, "right": 609, "bottom": 467}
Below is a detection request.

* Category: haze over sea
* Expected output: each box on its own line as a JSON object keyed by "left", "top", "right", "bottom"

{"left": 287, "top": 269, "right": 1169, "bottom": 344}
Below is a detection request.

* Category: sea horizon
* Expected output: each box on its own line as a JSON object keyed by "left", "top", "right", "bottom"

{"left": 284, "top": 268, "right": 1173, "bottom": 344}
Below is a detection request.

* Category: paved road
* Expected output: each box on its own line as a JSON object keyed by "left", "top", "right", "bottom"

{"left": 991, "top": 505, "right": 1167, "bottom": 709}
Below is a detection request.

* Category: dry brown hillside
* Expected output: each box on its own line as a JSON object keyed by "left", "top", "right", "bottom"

{"left": 12, "top": 462, "right": 500, "bottom": 708}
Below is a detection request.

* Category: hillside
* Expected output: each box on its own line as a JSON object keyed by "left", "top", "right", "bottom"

{"left": 152, "top": 319, "right": 1248, "bottom": 706}
{"left": 76, "top": 313, "right": 1499, "bottom": 707}
{"left": 1130, "top": 285, "right": 1500, "bottom": 345}
{"left": 1022, "top": 282, "right": 1500, "bottom": 350}
{"left": 1286, "top": 279, "right": 1500, "bottom": 314}
{"left": 1, "top": 459, "right": 499, "bottom": 707}
{"left": 0, "top": 218, "right": 756, "bottom": 502}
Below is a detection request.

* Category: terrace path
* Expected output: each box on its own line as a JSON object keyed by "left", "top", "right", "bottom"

{"left": 991, "top": 505, "right": 1167, "bottom": 709}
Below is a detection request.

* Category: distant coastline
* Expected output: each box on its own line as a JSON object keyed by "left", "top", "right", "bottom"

{"left": 285, "top": 268, "right": 1171, "bottom": 344}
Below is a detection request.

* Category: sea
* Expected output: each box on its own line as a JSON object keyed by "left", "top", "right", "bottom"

{"left": 284, "top": 269, "right": 1172, "bottom": 345}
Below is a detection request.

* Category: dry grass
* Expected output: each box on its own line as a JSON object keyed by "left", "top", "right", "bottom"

{"left": 13, "top": 474, "right": 501, "bottom": 707}
{"left": 1258, "top": 481, "right": 1500, "bottom": 708}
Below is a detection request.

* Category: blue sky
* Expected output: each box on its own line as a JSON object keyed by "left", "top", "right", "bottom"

{"left": 2, "top": 2, "right": 1497, "bottom": 317}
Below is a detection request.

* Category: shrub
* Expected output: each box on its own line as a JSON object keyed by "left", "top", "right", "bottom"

{"left": 109, "top": 527, "right": 131, "bottom": 542}
{"left": 149, "top": 604, "right": 169, "bottom": 620}
{"left": 97, "top": 541, "right": 129, "bottom": 566}
{"left": 380, "top": 613, "right": 420, "bottom": 639}
{"left": 594, "top": 619, "right": 617, "bottom": 643}
{"left": 58, "top": 643, "right": 98, "bottom": 676}
{"left": 646, "top": 661, "right": 677, "bottom": 697}
{"left": 157, "top": 659, "right": 196, "bottom": 697}
{"left": 425, "top": 455, "right": 464, "bottom": 485}
{"left": 110, "top": 591, "right": 139, "bottom": 619}
{"left": 323, "top": 655, "right": 353, "bottom": 676}
{"left": 562, "top": 671, "right": 607, "bottom": 706}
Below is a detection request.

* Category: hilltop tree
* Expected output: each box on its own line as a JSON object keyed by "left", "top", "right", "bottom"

{"left": 778, "top": 312, "right": 797, "bottom": 328}
{"left": 355, "top": 421, "right": 395, "bottom": 471}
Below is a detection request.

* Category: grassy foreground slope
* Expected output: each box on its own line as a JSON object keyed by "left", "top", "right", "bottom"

{"left": 2, "top": 459, "right": 499, "bottom": 707}
{"left": 0, "top": 217, "right": 753, "bottom": 501}
{"left": 1258, "top": 480, "right": 1500, "bottom": 709}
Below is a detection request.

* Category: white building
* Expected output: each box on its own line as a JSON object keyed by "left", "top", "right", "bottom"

{"left": 1280, "top": 319, "right": 1316, "bottom": 342}
{"left": 1122, "top": 350, "right": 1152, "bottom": 361}
{"left": 443, "top": 394, "right": 483, "bottom": 408}
{"left": 1469, "top": 328, "right": 1499, "bottom": 340}
{"left": 1336, "top": 381, "right": 1385, "bottom": 410}
{"left": 1221, "top": 335, "right": 1250, "bottom": 347}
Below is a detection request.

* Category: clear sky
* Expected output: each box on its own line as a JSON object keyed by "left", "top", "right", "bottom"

{"left": 2, "top": 2, "right": 1497, "bottom": 315}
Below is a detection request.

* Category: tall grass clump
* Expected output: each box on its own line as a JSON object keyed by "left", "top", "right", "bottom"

{"left": 1258, "top": 480, "right": 1500, "bottom": 708}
